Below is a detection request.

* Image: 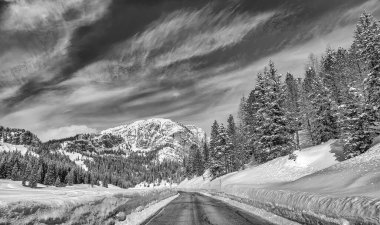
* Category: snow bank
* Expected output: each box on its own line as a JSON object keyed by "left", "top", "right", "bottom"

{"left": 280, "top": 143, "right": 380, "bottom": 197}
{"left": 180, "top": 143, "right": 380, "bottom": 224}
{"left": 201, "top": 192, "right": 300, "bottom": 225}
{"left": 179, "top": 140, "right": 339, "bottom": 189}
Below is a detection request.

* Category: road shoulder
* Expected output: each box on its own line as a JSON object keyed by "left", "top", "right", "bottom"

{"left": 199, "top": 192, "right": 300, "bottom": 225}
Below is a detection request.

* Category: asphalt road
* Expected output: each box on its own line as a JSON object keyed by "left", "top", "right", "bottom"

{"left": 141, "top": 192, "right": 275, "bottom": 225}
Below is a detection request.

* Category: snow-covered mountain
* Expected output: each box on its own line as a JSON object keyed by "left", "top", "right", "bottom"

{"left": 101, "top": 118, "right": 206, "bottom": 161}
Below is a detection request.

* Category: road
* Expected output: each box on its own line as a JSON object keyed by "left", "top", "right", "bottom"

{"left": 141, "top": 192, "right": 275, "bottom": 225}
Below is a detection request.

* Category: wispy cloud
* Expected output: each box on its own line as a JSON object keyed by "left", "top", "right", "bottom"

{"left": 0, "top": 0, "right": 376, "bottom": 139}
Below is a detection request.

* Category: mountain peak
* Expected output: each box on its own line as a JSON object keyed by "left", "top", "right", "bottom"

{"left": 101, "top": 118, "right": 206, "bottom": 161}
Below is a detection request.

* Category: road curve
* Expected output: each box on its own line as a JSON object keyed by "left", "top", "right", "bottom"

{"left": 141, "top": 192, "right": 275, "bottom": 225}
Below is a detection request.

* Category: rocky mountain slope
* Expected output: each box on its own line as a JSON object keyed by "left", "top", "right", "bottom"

{"left": 101, "top": 118, "right": 206, "bottom": 161}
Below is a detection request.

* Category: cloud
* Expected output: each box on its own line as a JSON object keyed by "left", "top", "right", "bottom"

{"left": 0, "top": 0, "right": 378, "bottom": 138}
{"left": 38, "top": 125, "right": 97, "bottom": 142}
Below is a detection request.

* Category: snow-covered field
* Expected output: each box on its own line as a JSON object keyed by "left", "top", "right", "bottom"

{"left": 0, "top": 180, "right": 129, "bottom": 206}
{"left": 0, "top": 180, "right": 177, "bottom": 225}
{"left": 180, "top": 141, "right": 380, "bottom": 224}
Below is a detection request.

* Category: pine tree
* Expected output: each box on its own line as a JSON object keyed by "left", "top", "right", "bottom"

{"left": 339, "top": 87, "right": 373, "bottom": 159}
{"left": 208, "top": 120, "right": 219, "bottom": 170}
{"left": 44, "top": 163, "right": 56, "bottom": 185}
{"left": 102, "top": 176, "right": 108, "bottom": 188}
{"left": 66, "top": 169, "right": 74, "bottom": 186}
{"left": 29, "top": 165, "right": 39, "bottom": 188}
{"left": 37, "top": 165, "right": 43, "bottom": 184}
{"left": 226, "top": 115, "right": 237, "bottom": 172}
{"left": 285, "top": 73, "right": 301, "bottom": 149}
{"left": 203, "top": 142, "right": 209, "bottom": 167}
{"left": 55, "top": 177, "right": 61, "bottom": 187}
{"left": 353, "top": 13, "right": 380, "bottom": 121}
{"left": 209, "top": 124, "right": 228, "bottom": 177}
{"left": 23, "top": 161, "right": 33, "bottom": 181}
{"left": 254, "top": 62, "right": 294, "bottom": 162}
{"left": 309, "top": 76, "right": 339, "bottom": 143}
{"left": 10, "top": 163, "right": 19, "bottom": 181}
{"left": 209, "top": 121, "right": 219, "bottom": 152}
{"left": 0, "top": 158, "right": 7, "bottom": 178}
{"left": 193, "top": 147, "right": 204, "bottom": 176}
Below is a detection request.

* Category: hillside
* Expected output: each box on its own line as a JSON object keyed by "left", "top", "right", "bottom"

{"left": 0, "top": 119, "right": 206, "bottom": 189}
{"left": 101, "top": 118, "right": 206, "bottom": 161}
{"left": 179, "top": 140, "right": 341, "bottom": 189}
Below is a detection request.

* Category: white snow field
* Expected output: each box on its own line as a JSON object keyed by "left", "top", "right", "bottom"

{"left": 0, "top": 179, "right": 128, "bottom": 206}
{"left": 0, "top": 180, "right": 177, "bottom": 225}
{"left": 180, "top": 141, "right": 380, "bottom": 224}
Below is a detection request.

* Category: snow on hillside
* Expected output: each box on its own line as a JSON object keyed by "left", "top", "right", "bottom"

{"left": 101, "top": 118, "right": 205, "bottom": 161}
{"left": 0, "top": 142, "right": 38, "bottom": 157}
{"left": 179, "top": 140, "right": 339, "bottom": 189}
{"left": 280, "top": 143, "right": 380, "bottom": 198}
{"left": 180, "top": 142, "right": 380, "bottom": 224}
{"left": 57, "top": 149, "right": 93, "bottom": 171}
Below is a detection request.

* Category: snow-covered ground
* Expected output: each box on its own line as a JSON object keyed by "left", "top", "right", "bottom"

{"left": 0, "top": 142, "right": 38, "bottom": 157}
{"left": 180, "top": 141, "right": 380, "bottom": 224}
{"left": 280, "top": 143, "right": 380, "bottom": 198}
{"left": 57, "top": 148, "right": 93, "bottom": 171}
{"left": 179, "top": 140, "right": 339, "bottom": 189}
{"left": 0, "top": 179, "right": 132, "bottom": 206}
{"left": 200, "top": 192, "right": 300, "bottom": 225}
{"left": 0, "top": 180, "right": 177, "bottom": 225}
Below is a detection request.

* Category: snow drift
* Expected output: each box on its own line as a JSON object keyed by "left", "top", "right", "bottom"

{"left": 180, "top": 141, "right": 380, "bottom": 224}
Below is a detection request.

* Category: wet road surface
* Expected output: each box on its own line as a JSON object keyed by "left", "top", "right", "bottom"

{"left": 141, "top": 192, "right": 275, "bottom": 225}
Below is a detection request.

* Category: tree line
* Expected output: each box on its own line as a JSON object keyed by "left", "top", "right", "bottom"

{"left": 0, "top": 126, "right": 188, "bottom": 188}
{"left": 187, "top": 13, "right": 380, "bottom": 179}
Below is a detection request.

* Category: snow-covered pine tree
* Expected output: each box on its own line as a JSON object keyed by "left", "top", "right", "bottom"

{"left": 193, "top": 147, "right": 204, "bottom": 176}
{"left": 254, "top": 62, "right": 294, "bottom": 162}
{"left": 203, "top": 142, "right": 209, "bottom": 167}
{"left": 285, "top": 73, "right": 301, "bottom": 149}
{"left": 248, "top": 72, "right": 267, "bottom": 162}
{"left": 226, "top": 115, "right": 236, "bottom": 172}
{"left": 209, "top": 124, "right": 227, "bottom": 177}
{"left": 339, "top": 87, "right": 373, "bottom": 159}
{"left": 300, "top": 67, "right": 318, "bottom": 145}
{"left": 208, "top": 120, "right": 219, "bottom": 170}
{"left": 353, "top": 13, "right": 380, "bottom": 122}
{"left": 309, "top": 75, "right": 339, "bottom": 144}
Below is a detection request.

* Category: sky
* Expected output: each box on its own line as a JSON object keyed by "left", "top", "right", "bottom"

{"left": 0, "top": 0, "right": 379, "bottom": 141}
